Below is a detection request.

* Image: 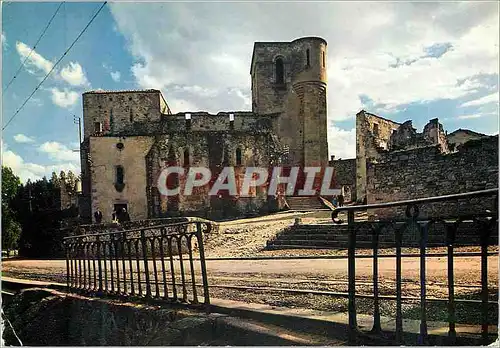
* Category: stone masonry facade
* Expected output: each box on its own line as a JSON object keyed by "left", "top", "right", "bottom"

{"left": 80, "top": 37, "right": 330, "bottom": 223}
{"left": 353, "top": 110, "right": 497, "bottom": 205}
{"left": 367, "top": 136, "right": 498, "bottom": 219}
{"left": 328, "top": 156, "right": 356, "bottom": 202}
{"left": 324, "top": 109, "right": 499, "bottom": 219}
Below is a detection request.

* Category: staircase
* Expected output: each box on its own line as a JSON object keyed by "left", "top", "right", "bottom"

{"left": 285, "top": 197, "right": 326, "bottom": 211}
{"left": 266, "top": 221, "right": 498, "bottom": 250}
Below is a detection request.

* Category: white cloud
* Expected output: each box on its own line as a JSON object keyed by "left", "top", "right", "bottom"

{"left": 457, "top": 114, "right": 483, "bottom": 119}
{"left": 38, "top": 141, "right": 80, "bottom": 162}
{"left": 50, "top": 88, "right": 79, "bottom": 108}
{"left": 2, "top": 142, "right": 80, "bottom": 183}
{"left": 460, "top": 92, "right": 499, "bottom": 107}
{"left": 109, "top": 2, "right": 498, "bottom": 122}
{"left": 60, "top": 62, "right": 89, "bottom": 86}
{"left": 328, "top": 126, "right": 356, "bottom": 160}
{"left": 15, "top": 41, "right": 53, "bottom": 75}
{"left": 13, "top": 134, "right": 35, "bottom": 143}
{"left": 110, "top": 71, "right": 121, "bottom": 82}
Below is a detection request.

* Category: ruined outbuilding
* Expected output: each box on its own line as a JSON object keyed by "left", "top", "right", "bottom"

{"left": 79, "top": 37, "right": 329, "bottom": 223}
{"left": 331, "top": 110, "right": 498, "bottom": 214}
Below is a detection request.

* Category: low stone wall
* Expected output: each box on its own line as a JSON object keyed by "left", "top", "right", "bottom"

{"left": 2, "top": 288, "right": 216, "bottom": 346}
{"left": 330, "top": 158, "right": 356, "bottom": 201}
{"left": 367, "top": 136, "right": 498, "bottom": 219}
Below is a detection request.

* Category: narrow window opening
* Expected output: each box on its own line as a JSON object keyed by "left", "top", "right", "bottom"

{"left": 306, "top": 49, "right": 310, "bottom": 66}
{"left": 116, "top": 166, "right": 124, "bottom": 185}
{"left": 183, "top": 148, "right": 190, "bottom": 167}
{"left": 129, "top": 109, "right": 134, "bottom": 123}
{"left": 110, "top": 109, "right": 114, "bottom": 131}
{"left": 185, "top": 113, "right": 192, "bottom": 130}
{"left": 373, "top": 123, "right": 379, "bottom": 135}
{"left": 322, "top": 51, "right": 325, "bottom": 67}
{"left": 275, "top": 58, "right": 284, "bottom": 84}
{"left": 94, "top": 122, "right": 102, "bottom": 133}
{"left": 236, "top": 148, "right": 242, "bottom": 166}
{"left": 229, "top": 113, "right": 234, "bottom": 130}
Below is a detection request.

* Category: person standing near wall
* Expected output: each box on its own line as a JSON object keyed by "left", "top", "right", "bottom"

{"left": 94, "top": 208, "right": 103, "bottom": 224}
{"left": 338, "top": 194, "right": 344, "bottom": 207}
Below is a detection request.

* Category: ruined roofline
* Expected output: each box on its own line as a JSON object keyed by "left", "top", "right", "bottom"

{"left": 356, "top": 110, "right": 402, "bottom": 126}
{"left": 166, "top": 111, "right": 255, "bottom": 117}
{"left": 163, "top": 111, "right": 281, "bottom": 118}
{"left": 83, "top": 89, "right": 162, "bottom": 94}
{"left": 447, "top": 128, "right": 488, "bottom": 137}
{"left": 253, "top": 37, "right": 327, "bottom": 46}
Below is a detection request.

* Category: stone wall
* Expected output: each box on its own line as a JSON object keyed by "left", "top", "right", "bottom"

{"left": 329, "top": 157, "right": 356, "bottom": 201}
{"left": 89, "top": 136, "right": 155, "bottom": 223}
{"left": 147, "top": 132, "right": 279, "bottom": 219}
{"left": 3, "top": 288, "right": 215, "bottom": 346}
{"left": 356, "top": 110, "right": 401, "bottom": 202}
{"left": 82, "top": 90, "right": 168, "bottom": 139}
{"left": 390, "top": 118, "right": 448, "bottom": 153}
{"left": 367, "top": 136, "right": 499, "bottom": 219}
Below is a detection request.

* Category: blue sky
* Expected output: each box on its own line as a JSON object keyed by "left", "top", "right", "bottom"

{"left": 2, "top": 1, "right": 499, "bottom": 182}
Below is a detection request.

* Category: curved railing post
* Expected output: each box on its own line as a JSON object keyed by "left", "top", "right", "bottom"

{"left": 96, "top": 235, "right": 103, "bottom": 294}
{"left": 141, "top": 229, "right": 152, "bottom": 298}
{"left": 347, "top": 210, "right": 357, "bottom": 344}
{"left": 196, "top": 221, "right": 210, "bottom": 313}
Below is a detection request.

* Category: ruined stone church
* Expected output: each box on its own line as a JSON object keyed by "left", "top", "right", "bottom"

{"left": 79, "top": 37, "right": 329, "bottom": 223}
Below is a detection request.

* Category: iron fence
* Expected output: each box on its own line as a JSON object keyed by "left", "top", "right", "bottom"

{"left": 63, "top": 220, "right": 212, "bottom": 311}
{"left": 331, "top": 188, "right": 499, "bottom": 345}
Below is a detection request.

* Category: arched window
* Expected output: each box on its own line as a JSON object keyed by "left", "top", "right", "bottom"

{"left": 306, "top": 49, "right": 310, "bottom": 66}
{"left": 116, "top": 166, "right": 124, "bottom": 185}
{"left": 183, "top": 148, "right": 190, "bottom": 167}
{"left": 275, "top": 58, "right": 284, "bottom": 84}
{"left": 236, "top": 148, "right": 242, "bottom": 166}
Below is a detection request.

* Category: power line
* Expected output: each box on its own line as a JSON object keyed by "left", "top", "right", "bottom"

{"left": 3, "top": 2, "right": 65, "bottom": 92}
{"left": 1, "top": 1, "right": 13, "bottom": 8}
{"left": 2, "top": 1, "right": 107, "bottom": 131}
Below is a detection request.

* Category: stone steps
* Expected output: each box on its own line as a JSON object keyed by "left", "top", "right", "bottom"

{"left": 286, "top": 196, "right": 326, "bottom": 211}
{"left": 266, "top": 221, "right": 499, "bottom": 250}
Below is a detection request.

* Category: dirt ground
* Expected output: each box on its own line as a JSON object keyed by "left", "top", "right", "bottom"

{"left": 2, "top": 212, "right": 498, "bottom": 326}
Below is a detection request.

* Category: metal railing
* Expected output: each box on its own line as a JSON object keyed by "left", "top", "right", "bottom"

{"left": 331, "top": 188, "right": 499, "bottom": 345}
{"left": 63, "top": 220, "right": 212, "bottom": 311}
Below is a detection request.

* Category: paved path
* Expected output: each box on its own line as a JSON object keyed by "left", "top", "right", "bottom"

{"left": 3, "top": 255, "right": 498, "bottom": 286}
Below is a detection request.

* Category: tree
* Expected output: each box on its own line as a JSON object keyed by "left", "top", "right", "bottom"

{"left": 2, "top": 210, "right": 21, "bottom": 255}
{"left": 2, "top": 166, "right": 21, "bottom": 201}
{"left": 50, "top": 172, "right": 60, "bottom": 188}
{"left": 1, "top": 166, "right": 22, "bottom": 256}
{"left": 66, "top": 170, "right": 77, "bottom": 191}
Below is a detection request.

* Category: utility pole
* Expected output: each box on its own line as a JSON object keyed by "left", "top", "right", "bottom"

{"left": 73, "top": 115, "right": 81, "bottom": 145}
{"left": 73, "top": 115, "right": 81, "bottom": 153}
{"left": 27, "top": 183, "right": 33, "bottom": 213}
